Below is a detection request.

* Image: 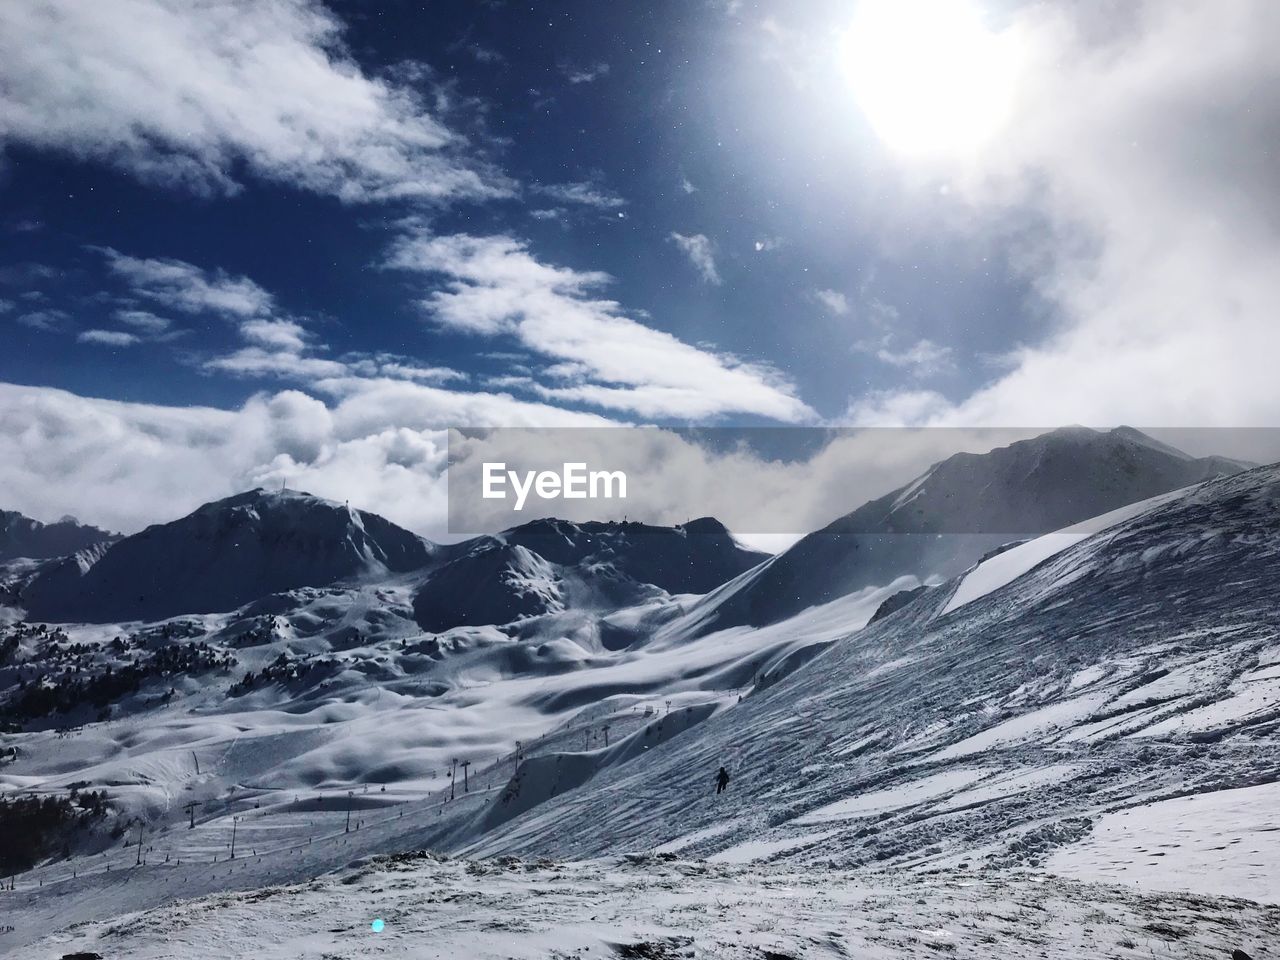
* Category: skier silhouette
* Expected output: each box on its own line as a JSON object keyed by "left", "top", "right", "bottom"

{"left": 715, "top": 765, "right": 731, "bottom": 795}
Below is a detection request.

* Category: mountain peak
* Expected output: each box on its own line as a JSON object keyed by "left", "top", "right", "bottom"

{"left": 0, "top": 508, "right": 119, "bottom": 562}
{"left": 23, "top": 489, "right": 434, "bottom": 622}
{"left": 679, "top": 516, "right": 732, "bottom": 535}
{"left": 201, "top": 486, "right": 339, "bottom": 509}
{"left": 1044, "top": 424, "right": 1099, "bottom": 439}
{"left": 413, "top": 513, "right": 766, "bottom": 632}
{"left": 687, "top": 425, "right": 1250, "bottom": 632}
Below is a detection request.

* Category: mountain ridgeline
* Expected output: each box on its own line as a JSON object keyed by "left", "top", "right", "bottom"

{"left": 19, "top": 489, "right": 436, "bottom": 623}
{"left": 0, "top": 510, "right": 119, "bottom": 563}
{"left": 412, "top": 517, "right": 768, "bottom": 633}
{"left": 5, "top": 427, "right": 1249, "bottom": 630}
{"left": 682, "top": 426, "right": 1250, "bottom": 632}
{"left": 12, "top": 490, "right": 766, "bottom": 629}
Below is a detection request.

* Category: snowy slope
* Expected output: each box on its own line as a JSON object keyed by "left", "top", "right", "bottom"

{"left": 447, "top": 463, "right": 1280, "bottom": 903}
{"left": 940, "top": 487, "right": 1186, "bottom": 615}
{"left": 687, "top": 426, "right": 1249, "bottom": 632}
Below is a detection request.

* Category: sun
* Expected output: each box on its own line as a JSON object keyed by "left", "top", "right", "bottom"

{"left": 841, "top": 0, "right": 1020, "bottom": 159}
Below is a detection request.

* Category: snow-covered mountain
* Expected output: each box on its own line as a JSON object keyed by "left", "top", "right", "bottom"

{"left": 11, "top": 488, "right": 765, "bottom": 632}
{"left": 413, "top": 517, "right": 766, "bottom": 633}
{"left": 0, "top": 509, "right": 118, "bottom": 562}
{"left": 20, "top": 488, "right": 436, "bottom": 622}
{"left": 686, "top": 425, "right": 1249, "bottom": 631}
{"left": 442, "top": 461, "right": 1280, "bottom": 888}
{"left": 11, "top": 427, "right": 1235, "bottom": 633}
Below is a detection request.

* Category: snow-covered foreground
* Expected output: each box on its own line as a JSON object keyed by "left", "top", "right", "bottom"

{"left": 20, "top": 853, "right": 1278, "bottom": 960}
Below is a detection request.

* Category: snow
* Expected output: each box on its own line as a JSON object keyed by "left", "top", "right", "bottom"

{"left": 796, "top": 769, "right": 991, "bottom": 824}
{"left": 15, "top": 855, "right": 1280, "bottom": 960}
{"left": 929, "top": 692, "right": 1113, "bottom": 761}
{"left": 649, "top": 822, "right": 737, "bottom": 854}
{"left": 706, "top": 829, "right": 837, "bottom": 863}
{"left": 2, "top": 445, "right": 1278, "bottom": 956}
{"left": 942, "top": 489, "right": 1185, "bottom": 615}
{"left": 22, "top": 489, "right": 436, "bottom": 622}
{"left": 1066, "top": 664, "right": 1109, "bottom": 690}
{"left": 1050, "top": 781, "right": 1280, "bottom": 903}
{"left": 935, "top": 764, "right": 1085, "bottom": 812}
{"left": 1130, "top": 678, "right": 1280, "bottom": 738}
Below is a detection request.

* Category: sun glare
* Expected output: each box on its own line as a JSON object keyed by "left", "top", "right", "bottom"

{"left": 841, "top": 0, "right": 1019, "bottom": 159}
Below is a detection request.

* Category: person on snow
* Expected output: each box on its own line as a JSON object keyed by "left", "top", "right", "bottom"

{"left": 715, "top": 765, "right": 731, "bottom": 795}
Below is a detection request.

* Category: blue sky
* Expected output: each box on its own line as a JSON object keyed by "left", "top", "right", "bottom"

{"left": 0, "top": 0, "right": 1030, "bottom": 420}
{"left": 1, "top": 0, "right": 1277, "bottom": 535}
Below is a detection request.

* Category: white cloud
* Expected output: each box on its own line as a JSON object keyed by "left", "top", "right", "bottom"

{"left": 0, "top": 379, "right": 610, "bottom": 538}
{"left": 350, "top": 358, "right": 468, "bottom": 385}
{"left": 14, "top": 309, "right": 68, "bottom": 331}
{"left": 206, "top": 347, "right": 347, "bottom": 380}
{"left": 386, "top": 232, "right": 812, "bottom": 421}
{"left": 203, "top": 315, "right": 470, "bottom": 390}
{"left": 860, "top": 0, "right": 1280, "bottom": 428}
{"left": 562, "top": 62, "right": 610, "bottom": 84}
{"left": 533, "top": 181, "right": 625, "bottom": 209}
{"left": 813, "top": 289, "right": 850, "bottom": 315}
{"left": 865, "top": 338, "right": 954, "bottom": 378}
{"left": 87, "top": 247, "right": 503, "bottom": 399}
{"left": 0, "top": 263, "right": 58, "bottom": 285}
{"left": 103, "top": 249, "right": 274, "bottom": 318}
{"left": 483, "top": 374, "right": 534, "bottom": 390}
{"left": 679, "top": 175, "right": 697, "bottom": 195}
{"left": 843, "top": 389, "right": 957, "bottom": 428}
{"left": 459, "top": 44, "right": 504, "bottom": 65}
{"left": 78, "top": 329, "right": 140, "bottom": 346}
{"left": 310, "top": 376, "right": 607, "bottom": 435}
{"left": 0, "top": 0, "right": 508, "bottom": 203}
{"left": 0, "top": 380, "right": 1049, "bottom": 543}
{"left": 114, "top": 309, "right": 172, "bottom": 334}
{"left": 102, "top": 252, "right": 333, "bottom": 374}
{"left": 669, "top": 232, "right": 722, "bottom": 285}
{"left": 205, "top": 315, "right": 344, "bottom": 380}
{"left": 240, "top": 318, "right": 309, "bottom": 352}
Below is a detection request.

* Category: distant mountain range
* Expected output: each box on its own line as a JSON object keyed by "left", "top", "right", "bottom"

{"left": 5, "top": 426, "right": 1250, "bottom": 628}
{"left": 19, "top": 489, "right": 436, "bottom": 622}
{"left": 413, "top": 517, "right": 766, "bottom": 633}
{"left": 13, "top": 490, "right": 765, "bottom": 627}
{"left": 0, "top": 509, "right": 118, "bottom": 563}
{"left": 679, "top": 425, "right": 1250, "bottom": 632}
